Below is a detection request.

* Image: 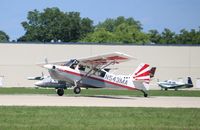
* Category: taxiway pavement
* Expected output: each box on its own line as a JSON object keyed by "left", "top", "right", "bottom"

{"left": 0, "top": 95, "right": 199, "bottom": 108}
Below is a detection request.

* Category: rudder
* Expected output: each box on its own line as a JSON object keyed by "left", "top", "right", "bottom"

{"left": 132, "top": 63, "right": 151, "bottom": 83}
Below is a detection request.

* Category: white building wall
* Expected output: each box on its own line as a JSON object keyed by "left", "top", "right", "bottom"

{"left": 0, "top": 43, "right": 199, "bottom": 89}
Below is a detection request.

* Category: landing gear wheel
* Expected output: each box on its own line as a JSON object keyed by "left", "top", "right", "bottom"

{"left": 141, "top": 90, "right": 148, "bottom": 97}
{"left": 165, "top": 88, "right": 168, "bottom": 91}
{"left": 74, "top": 87, "right": 81, "bottom": 94}
{"left": 57, "top": 88, "right": 64, "bottom": 96}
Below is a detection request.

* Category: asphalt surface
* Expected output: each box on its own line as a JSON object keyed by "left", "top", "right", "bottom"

{"left": 0, "top": 95, "right": 200, "bottom": 108}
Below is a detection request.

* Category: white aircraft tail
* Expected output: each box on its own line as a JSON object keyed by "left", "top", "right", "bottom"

{"left": 132, "top": 63, "right": 151, "bottom": 91}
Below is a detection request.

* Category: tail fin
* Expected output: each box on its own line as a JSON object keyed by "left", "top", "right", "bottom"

{"left": 150, "top": 67, "right": 156, "bottom": 78}
{"left": 132, "top": 63, "right": 150, "bottom": 83}
{"left": 187, "top": 77, "right": 193, "bottom": 87}
{"left": 132, "top": 63, "right": 151, "bottom": 91}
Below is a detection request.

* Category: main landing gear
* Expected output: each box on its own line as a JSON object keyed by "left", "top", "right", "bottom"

{"left": 56, "top": 87, "right": 81, "bottom": 96}
{"left": 74, "top": 87, "right": 81, "bottom": 94}
{"left": 57, "top": 88, "right": 64, "bottom": 96}
{"left": 73, "top": 80, "right": 81, "bottom": 94}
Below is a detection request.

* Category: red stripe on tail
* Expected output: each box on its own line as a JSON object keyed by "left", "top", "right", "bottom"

{"left": 135, "top": 64, "right": 149, "bottom": 75}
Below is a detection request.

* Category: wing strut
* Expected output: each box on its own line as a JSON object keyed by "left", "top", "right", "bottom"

{"left": 74, "top": 61, "right": 115, "bottom": 86}
{"left": 74, "top": 64, "right": 98, "bottom": 87}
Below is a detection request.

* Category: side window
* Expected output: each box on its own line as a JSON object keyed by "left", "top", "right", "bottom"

{"left": 78, "top": 65, "right": 86, "bottom": 71}
{"left": 93, "top": 69, "right": 106, "bottom": 77}
{"left": 99, "top": 70, "right": 106, "bottom": 77}
{"left": 85, "top": 66, "right": 91, "bottom": 73}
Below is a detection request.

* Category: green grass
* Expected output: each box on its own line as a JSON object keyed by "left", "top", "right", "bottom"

{"left": 0, "top": 106, "right": 199, "bottom": 130}
{"left": 0, "top": 87, "right": 54, "bottom": 94}
{"left": 0, "top": 87, "right": 200, "bottom": 97}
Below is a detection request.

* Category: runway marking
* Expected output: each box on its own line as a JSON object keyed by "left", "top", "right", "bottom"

{"left": 0, "top": 95, "right": 200, "bottom": 108}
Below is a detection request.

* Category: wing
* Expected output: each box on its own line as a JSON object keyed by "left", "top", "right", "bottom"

{"left": 38, "top": 52, "right": 135, "bottom": 69}
{"left": 78, "top": 52, "right": 135, "bottom": 67}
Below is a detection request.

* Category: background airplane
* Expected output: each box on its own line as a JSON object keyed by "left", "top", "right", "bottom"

{"left": 27, "top": 72, "right": 45, "bottom": 80}
{"left": 157, "top": 77, "right": 193, "bottom": 91}
{"left": 32, "top": 52, "right": 155, "bottom": 97}
{"left": 27, "top": 73, "right": 68, "bottom": 89}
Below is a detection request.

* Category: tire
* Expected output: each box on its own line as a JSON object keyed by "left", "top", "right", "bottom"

{"left": 144, "top": 93, "right": 148, "bottom": 97}
{"left": 74, "top": 87, "right": 81, "bottom": 94}
{"left": 165, "top": 88, "right": 168, "bottom": 91}
{"left": 57, "top": 88, "right": 64, "bottom": 96}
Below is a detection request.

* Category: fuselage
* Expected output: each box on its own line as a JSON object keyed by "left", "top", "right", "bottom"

{"left": 45, "top": 64, "right": 137, "bottom": 90}
{"left": 34, "top": 76, "right": 67, "bottom": 88}
{"left": 158, "top": 80, "right": 193, "bottom": 89}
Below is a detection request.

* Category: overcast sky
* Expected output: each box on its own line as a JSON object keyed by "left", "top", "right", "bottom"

{"left": 1, "top": 0, "right": 200, "bottom": 40}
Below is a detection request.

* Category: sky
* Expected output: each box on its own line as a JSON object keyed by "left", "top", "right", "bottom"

{"left": 1, "top": 0, "right": 200, "bottom": 40}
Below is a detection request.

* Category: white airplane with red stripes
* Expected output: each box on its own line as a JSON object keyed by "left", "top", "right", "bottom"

{"left": 41, "top": 52, "right": 156, "bottom": 97}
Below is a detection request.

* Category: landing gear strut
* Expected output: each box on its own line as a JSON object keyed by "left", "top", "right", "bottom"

{"left": 73, "top": 80, "right": 81, "bottom": 94}
{"left": 57, "top": 88, "right": 64, "bottom": 96}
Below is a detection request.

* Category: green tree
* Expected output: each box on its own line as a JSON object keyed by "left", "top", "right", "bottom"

{"left": 81, "top": 28, "right": 115, "bottom": 43}
{"left": 195, "top": 27, "right": 200, "bottom": 44}
{"left": 97, "top": 16, "right": 142, "bottom": 32}
{"left": 82, "top": 16, "right": 149, "bottom": 44}
{"left": 0, "top": 30, "right": 9, "bottom": 42}
{"left": 148, "top": 29, "right": 161, "bottom": 44}
{"left": 96, "top": 18, "right": 115, "bottom": 32}
{"left": 80, "top": 18, "right": 94, "bottom": 38}
{"left": 18, "top": 7, "right": 94, "bottom": 42}
{"left": 114, "top": 23, "right": 149, "bottom": 44}
{"left": 160, "top": 28, "right": 175, "bottom": 44}
{"left": 174, "top": 28, "right": 200, "bottom": 44}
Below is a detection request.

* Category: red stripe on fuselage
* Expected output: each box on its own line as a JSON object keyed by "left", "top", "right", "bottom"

{"left": 57, "top": 68, "right": 137, "bottom": 90}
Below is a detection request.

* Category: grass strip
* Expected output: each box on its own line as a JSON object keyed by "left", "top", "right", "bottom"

{"left": 0, "top": 87, "right": 200, "bottom": 97}
{"left": 0, "top": 106, "right": 199, "bottom": 130}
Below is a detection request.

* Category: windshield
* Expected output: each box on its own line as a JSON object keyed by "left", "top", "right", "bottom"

{"left": 64, "top": 59, "right": 76, "bottom": 66}
{"left": 64, "top": 59, "right": 79, "bottom": 69}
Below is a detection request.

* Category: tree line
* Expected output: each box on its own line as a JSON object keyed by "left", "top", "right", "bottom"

{"left": 1, "top": 7, "right": 200, "bottom": 44}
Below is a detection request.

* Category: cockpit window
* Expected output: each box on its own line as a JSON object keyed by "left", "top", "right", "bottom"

{"left": 64, "top": 59, "right": 79, "bottom": 69}
{"left": 64, "top": 59, "right": 74, "bottom": 66}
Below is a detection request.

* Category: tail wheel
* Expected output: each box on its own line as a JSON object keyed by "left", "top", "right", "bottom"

{"left": 144, "top": 93, "right": 148, "bottom": 97}
{"left": 74, "top": 87, "right": 81, "bottom": 94}
{"left": 57, "top": 88, "right": 64, "bottom": 96}
{"left": 141, "top": 90, "right": 148, "bottom": 97}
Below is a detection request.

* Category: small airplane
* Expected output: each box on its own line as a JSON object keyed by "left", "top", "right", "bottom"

{"left": 27, "top": 73, "right": 67, "bottom": 89}
{"left": 35, "top": 52, "right": 155, "bottom": 97}
{"left": 34, "top": 76, "right": 67, "bottom": 89}
{"left": 27, "top": 72, "right": 45, "bottom": 80}
{"left": 157, "top": 77, "right": 193, "bottom": 91}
